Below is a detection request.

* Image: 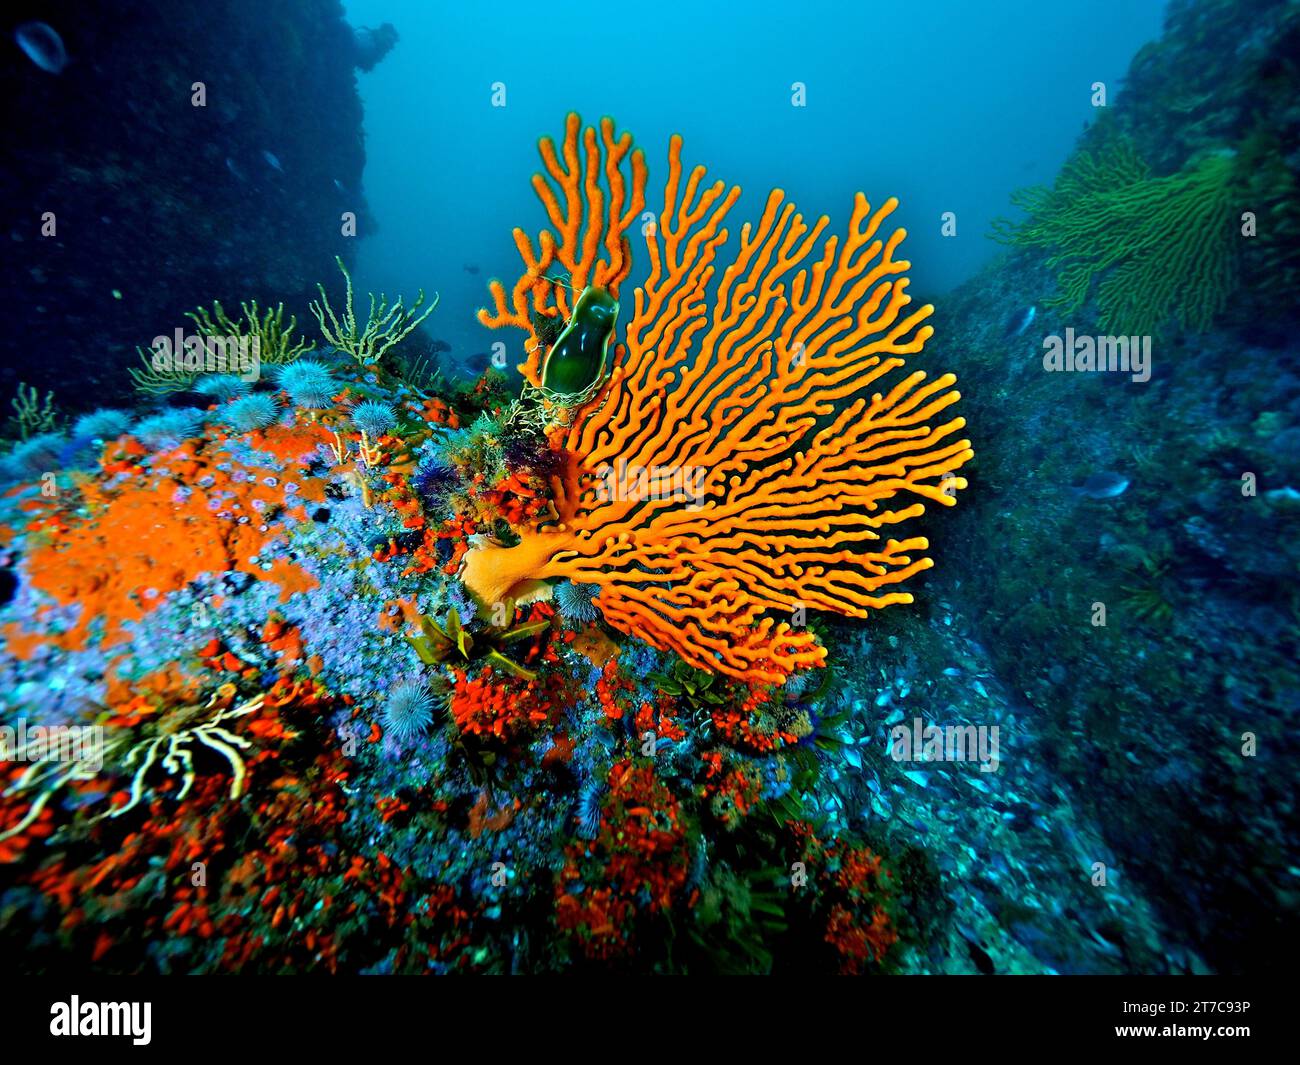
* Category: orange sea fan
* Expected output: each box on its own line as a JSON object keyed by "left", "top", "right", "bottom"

{"left": 466, "top": 117, "right": 973, "bottom": 682}
{"left": 478, "top": 112, "right": 647, "bottom": 387}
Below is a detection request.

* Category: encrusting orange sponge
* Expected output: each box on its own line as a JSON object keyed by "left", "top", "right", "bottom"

{"left": 472, "top": 114, "right": 973, "bottom": 682}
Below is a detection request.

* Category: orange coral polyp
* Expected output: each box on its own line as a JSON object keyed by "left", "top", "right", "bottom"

{"left": 470, "top": 118, "right": 973, "bottom": 682}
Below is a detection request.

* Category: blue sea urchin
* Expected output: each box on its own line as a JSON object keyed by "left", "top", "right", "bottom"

{"left": 554, "top": 581, "right": 601, "bottom": 627}
{"left": 351, "top": 400, "right": 397, "bottom": 437}
{"left": 222, "top": 393, "right": 281, "bottom": 431}
{"left": 276, "top": 359, "right": 336, "bottom": 410}
{"left": 72, "top": 409, "right": 133, "bottom": 441}
{"left": 193, "top": 374, "right": 251, "bottom": 401}
{"left": 133, "top": 409, "right": 204, "bottom": 449}
{"left": 382, "top": 678, "right": 437, "bottom": 744}
{"left": 1, "top": 432, "right": 65, "bottom": 479}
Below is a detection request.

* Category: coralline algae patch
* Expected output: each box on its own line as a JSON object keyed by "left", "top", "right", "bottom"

{"left": 0, "top": 361, "right": 913, "bottom": 973}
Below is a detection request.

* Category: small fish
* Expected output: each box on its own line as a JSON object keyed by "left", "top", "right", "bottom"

{"left": 333, "top": 178, "right": 348, "bottom": 195}
{"left": 15, "top": 22, "right": 67, "bottom": 74}
{"left": 1004, "top": 304, "right": 1036, "bottom": 337}
{"left": 1087, "top": 927, "right": 1123, "bottom": 957}
{"left": 463, "top": 264, "right": 481, "bottom": 275}
{"left": 225, "top": 157, "right": 246, "bottom": 182}
{"left": 262, "top": 150, "right": 283, "bottom": 173}
{"left": 1071, "top": 471, "right": 1129, "bottom": 499}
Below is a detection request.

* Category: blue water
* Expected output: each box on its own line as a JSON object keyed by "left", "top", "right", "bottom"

{"left": 343, "top": 0, "right": 1165, "bottom": 355}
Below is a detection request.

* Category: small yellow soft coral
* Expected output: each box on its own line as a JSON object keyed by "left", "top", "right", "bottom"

{"left": 469, "top": 116, "right": 973, "bottom": 682}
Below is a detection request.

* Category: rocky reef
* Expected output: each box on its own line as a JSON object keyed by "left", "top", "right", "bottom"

{"left": 0, "top": 128, "right": 935, "bottom": 969}
{"left": 0, "top": 0, "right": 387, "bottom": 409}
{"left": 936, "top": 0, "right": 1300, "bottom": 972}
{"left": 0, "top": 0, "right": 1295, "bottom": 975}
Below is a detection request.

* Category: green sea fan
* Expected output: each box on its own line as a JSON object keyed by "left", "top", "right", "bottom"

{"left": 187, "top": 299, "right": 315, "bottom": 366}
{"left": 993, "top": 138, "right": 1238, "bottom": 336}
{"left": 309, "top": 256, "right": 437, "bottom": 368}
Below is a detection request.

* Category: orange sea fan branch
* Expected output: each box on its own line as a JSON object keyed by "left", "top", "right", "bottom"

{"left": 478, "top": 114, "right": 647, "bottom": 387}
{"left": 463, "top": 124, "right": 973, "bottom": 682}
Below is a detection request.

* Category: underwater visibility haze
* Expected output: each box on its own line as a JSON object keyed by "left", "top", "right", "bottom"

{"left": 0, "top": 0, "right": 1298, "bottom": 996}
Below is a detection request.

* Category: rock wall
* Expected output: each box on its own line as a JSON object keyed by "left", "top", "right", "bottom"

{"left": 0, "top": 0, "right": 385, "bottom": 408}
{"left": 933, "top": 0, "right": 1300, "bottom": 971}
